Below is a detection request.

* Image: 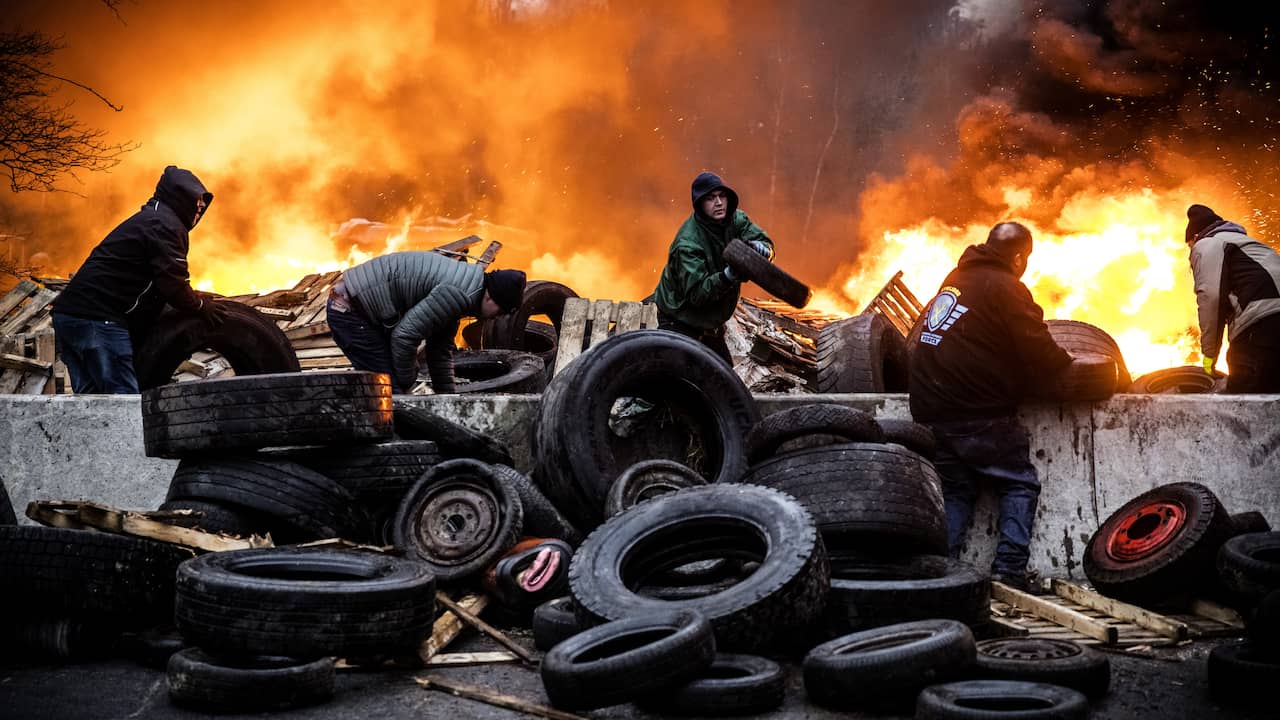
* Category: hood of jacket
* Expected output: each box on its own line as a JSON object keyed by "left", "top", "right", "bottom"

{"left": 150, "top": 166, "right": 213, "bottom": 230}
{"left": 690, "top": 172, "right": 739, "bottom": 233}
{"left": 956, "top": 243, "right": 1019, "bottom": 276}
{"left": 1199, "top": 220, "right": 1249, "bottom": 241}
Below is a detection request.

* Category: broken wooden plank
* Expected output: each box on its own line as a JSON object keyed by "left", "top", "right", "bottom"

{"left": 416, "top": 676, "right": 588, "bottom": 720}
{"left": 434, "top": 591, "right": 536, "bottom": 665}
{"left": 26, "top": 501, "right": 87, "bottom": 530}
{"left": 0, "top": 280, "right": 39, "bottom": 321}
{"left": 0, "top": 288, "right": 57, "bottom": 336}
{"left": 294, "top": 345, "right": 348, "bottom": 360}
{"left": 614, "top": 301, "right": 643, "bottom": 334}
{"left": 552, "top": 297, "right": 589, "bottom": 377}
{"left": 477, "top": 241, "right": 502, "bottom": 266}
{"left": 0, "top": 353, "right": 51, "bottom": 373}
{"left": 991, "top": 581, "right": 1119, "bottom": 644}
{"left": 18, "top": 369, "right": 50, "bottom": 395}
{"left": 1188, "top": 598, "right": 1246, "bottom": 629}
{"left": 254, "top": 306, "right": 297, "bottom": 320}
{"left": 425, "top": 651, "right": 519, "bottom": 667}
{"left": 420, "top": 593, "right": 490, "bottom": 662}
{"left": 28, "top": 500, "right": 272, "bottom": 552}
{"left": 432, "top": 234, "right": 486, "bottom": 255}
{"left": 298, "top": 357, "right": 355, "bottom": 370}
{"left": 1050, "top": 580, "right": 1189, "bottom": 641}
{"left": 284, "top": 321, "right": 332, "bottom": 340}
{"left": 587, "top": 299, "right": 613, "bottom": 349}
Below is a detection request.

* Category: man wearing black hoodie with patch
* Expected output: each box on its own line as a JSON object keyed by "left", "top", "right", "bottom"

{"left": 50, "top": 166, "right": 225, "bottom": 393}
{"left": 908, "top": 222, "right": 1073, "bottom": 592}
{"left": 1184, "top": 203, "right": 1280, "bottom": 393}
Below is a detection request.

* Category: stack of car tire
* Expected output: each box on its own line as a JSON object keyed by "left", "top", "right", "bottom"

{"left": 1210, "top": 529, "right": 1280, "bottom": 712}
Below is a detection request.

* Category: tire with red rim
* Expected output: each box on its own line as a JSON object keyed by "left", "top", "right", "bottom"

{"left": 1083, "top": 482, "right": 1233, "bottom": 603}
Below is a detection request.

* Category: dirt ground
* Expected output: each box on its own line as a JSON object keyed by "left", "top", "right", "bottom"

{"left": 0, "top": 626, "right": 1269, "bottom": 720}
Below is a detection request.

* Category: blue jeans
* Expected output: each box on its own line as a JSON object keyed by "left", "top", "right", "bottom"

{"left": 51, "top": 312, "right": 139, "bottom": 394}
{"left": 327, "top": 296, "right": 394, "bottom": 376}
{"left": 928, "top": 416, "right": 1040, "bottom": 578}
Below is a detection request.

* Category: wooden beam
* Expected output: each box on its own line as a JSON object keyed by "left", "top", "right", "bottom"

{"left": 0, "top": 353, "right": 51, "bottom": 372}
{"left": 552, "top": 298, "right": 589, "bottom": 377}
{"left": 434, "top": 591, "right": 537, "bottom": 665}
{"left": 284, "top": 321, "right": 331, "bottom": 340}
{"left": 0, "top": 280, "right": 38, "bottom": 319}
{"left": 0, "top": 288, "right": 57, "bottom": 336}
{"left": 477, "top": 241, "right": 503, "bottom": 266}
{"left": 991, "top": 581, "right": 1119, "bottom": 644}
{"left": 415, "top": 677, "right": 589, "bottom": 720}
{"left": 1051, "top": 580, "right": 1189, "bottom": 641}
{"left": 420, "top": 593, "right": 490, "bottom": 662}
{"left": 1189, "top": 598, "right": 1246, "bottom": 629}
{"left": 432, "top": 234, "right": 486, "bottom": 254}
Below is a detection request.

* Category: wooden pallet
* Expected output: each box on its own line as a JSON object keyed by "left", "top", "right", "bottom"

{"left": 861, "top": 270, "right": 925, "bottom": 339}
{"left": 26, "top": 500, "right": 273, "bottom": 552}
{"left": 989, "top": 579, "right": 1244, "bottom": 647}
{"left": 551, "top": 297, "right": 660, "bottom": 377}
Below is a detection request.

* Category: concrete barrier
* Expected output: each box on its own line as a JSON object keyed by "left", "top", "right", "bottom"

{"left": 1, "top": 392, "right": 1276, "bottom": 580}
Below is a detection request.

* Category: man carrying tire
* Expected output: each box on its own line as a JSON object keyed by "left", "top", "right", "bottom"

{"left": 328, "top": 251, "right": 525, "bottom": 393}
{"left": 50, "top": 166, "right": 226, "bottom": 393}
{"left": 907, "top": 222, "right": 1072, "bottom": 592}
{"left": 1184, "top": 203, "right": 1280, "bottom": 393}
{"left": 652, "top": 172, "right": 774, "bottom": 364}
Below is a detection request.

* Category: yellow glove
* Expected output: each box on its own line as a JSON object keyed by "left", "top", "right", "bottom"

{"left": 1202, "top": 356, "right": 1216, "bottom": 376}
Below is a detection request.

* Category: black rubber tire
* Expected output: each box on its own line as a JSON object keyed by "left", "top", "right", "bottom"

{"left": 1045, "top": 319, "right": 1131, "bottom": 394}
{"left": 0, "top": 479, "right": 15, "bottom": 525}
{"left": 877, "top": 418, "right": 937, "bottom": 460}
{"left": 0, "top": 618, "right": 119, "bottom": 663}
{"left": 523, "top": 320, "right": 559, "bottom": 369}
{"left": 532, "top": 596, "right": 585, "bottom": 652}
{"left": 816, "top": 312, "right": 909, "bottom": 393}
{"left": 604, "top": 459, "right": 708, "bottom": 517}
{"left": 916, "top": 680, "right": 1090, "bottom": 719}
{"left": 258, "top": 440, "right": 441, "bottom": 503}
{"left": 1207, "top": 641, "right": 1280, "bottom": 711}
{"left": 392, "top": 458, "right": 523, "bottom": 583}
{"left": 826, "top": 555, "right": 989, "bottom": 633}
{"left": 1130, "top": 365, "right": 1226, "bottom": 394}
{"left": 174, "top": 546, "right": 436, "bottom": 658}
{"left": 167, "top": 648, "right": 333, "bottom": 712}
{"left": 1231, "top": 511, "right": 1273, "bottom": 535}
{"left": 722, "top": 238, "right": 811, "bottom": 308}
{"left": 1250, "top": 590, "right": 1280, "bottom": 654}
{"left": 393, "top": 400, "right": 514, "bottom": 466}
{"left": 971, "top": 638, "right": 1111, "bottom": 700}
{"left": 141, "top": 370, "right": 394, "bottom": 458}
{"left": 482, "top": 279, "right": 579, "bottom": 348}
{"left": 1038, "top": 353, "right": 1117, "bottom": 402}
{"left": 1083, "top": 482, "right": 1234, "bottom": 603}
{"left": 124, "top": 625, "right": 189, "bottom": 670}
{"left": 0, "top": 526, "right": 192, "bottom": 625}
{"left": 166, "top": 458, "right": 356, "bottom": 542}
{"left": 134, "top": 299, "right": 300, "bottom": 391}
{"left": 635, "top": 653, "right": 786, "bottom": 716}
{"left": 741, "top": 442, "right": 947, "bottom": 557}
{"left": 449, "top": 349, "right": 548, "bottom": 393}
{"left": 534, "top": 329, "right": 758, "bottom": 529}
{"left": 1218, "top": 532, "right": 1280, "bottom": 601}
{"left": 158, "top": 498, "right": 264, "bottom": 538}
{"left": 492, "top": 464, "right": 582, "bottom": 545}
{"left": 568, "top": 483, "right": 828, "bottom": 654}
{"left": 803, "top": 619, "right": 976, "bottom": 710}
{"left": 540, "top": 609, "right": 716, "bottom": 710}
{"left": 744, "top": 404, "right": 884, "bottom": 465}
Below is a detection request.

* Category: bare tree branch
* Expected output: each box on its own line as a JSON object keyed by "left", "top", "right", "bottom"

{"left": 0, "top": 31, "right": 137, "bottom": 193}
{"left": 802, "top": 74, "right": 840, "bottom": 244}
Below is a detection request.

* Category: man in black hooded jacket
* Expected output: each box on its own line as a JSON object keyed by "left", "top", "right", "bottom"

{"left": 908, "top": 221, "right": 1073, "bottom": 591}
{"left": 50, "top": 166, "right": 226, "bottom": 393}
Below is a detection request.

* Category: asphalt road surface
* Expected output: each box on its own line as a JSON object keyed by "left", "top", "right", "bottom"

{"left": 0, "top": 628, "right": 1269, "bottom": 720}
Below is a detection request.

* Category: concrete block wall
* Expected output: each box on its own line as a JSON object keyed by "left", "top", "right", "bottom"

{"left": 1, "top": 393, "right": 1276, "bottom": 580}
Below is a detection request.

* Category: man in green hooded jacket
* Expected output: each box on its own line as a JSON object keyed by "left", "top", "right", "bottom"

{"left": 652, "top": 172, "right": 774, "bottom": 364}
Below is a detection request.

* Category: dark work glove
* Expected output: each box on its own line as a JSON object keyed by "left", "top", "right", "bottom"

{"left": 198, "top": 299, "right": 229, "bottom": 329}
{"left": 723, "top": 266, "right": 741, "bottom": 283}
{"left": 748, "top": 239, "right": 774, "bottom": 261}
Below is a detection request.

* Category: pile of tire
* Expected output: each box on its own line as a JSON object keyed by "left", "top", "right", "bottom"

{"left": 168, "top": 546, "right": 437, "bottom": 713}
{"left": 1209, "top": 527, "right": 1280, "bottom": 711}
{"left": 462, "top": 279, "right": 578, "bottom": 378}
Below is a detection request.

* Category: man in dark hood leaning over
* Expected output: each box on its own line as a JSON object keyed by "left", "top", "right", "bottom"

{"left": 1184, "top": 203, "right": 1280, "bottom": 393}
{"left": 652, "top": 172, "right": 774, "bottom": 364}
{"left": 328, "top": 251, "right": 526, "bottom": 393}
{"left": 908, "top": 221, "right": 1073, "bottom": 592}
{"left": 51, "top": 165, "right": 225, "bottom": 393}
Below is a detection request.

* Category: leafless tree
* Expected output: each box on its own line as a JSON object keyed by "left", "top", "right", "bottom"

{"left": 0, "top": 30, "right": 135, "bottom": 193}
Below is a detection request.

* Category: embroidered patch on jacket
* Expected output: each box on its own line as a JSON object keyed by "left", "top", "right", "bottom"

{"left": 921, "top": 286, "right": 967, "bottom": 346}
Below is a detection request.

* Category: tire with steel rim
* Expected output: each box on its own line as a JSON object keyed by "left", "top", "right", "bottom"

{"left": 972, "top": 638, "right": 1110, "bottom": 700}
{"left": 1083, "top": 482, "right": 1233, "bottom": 603}
{"left": 916, "top": 680, "right": 1089, "bottom": 719}
{"left": 392, "top": 458, "right": 523, "bottom": 583}
{"left": 604, "top": 459, "right": 708, "bottom": 517}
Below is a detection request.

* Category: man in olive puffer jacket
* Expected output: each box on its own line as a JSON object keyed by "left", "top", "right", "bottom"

{"left": 329, "top": 251, "right": 525, "bottom": 393}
